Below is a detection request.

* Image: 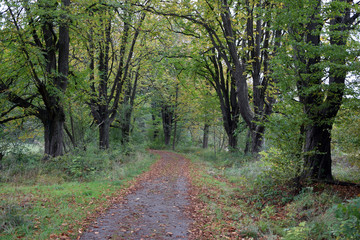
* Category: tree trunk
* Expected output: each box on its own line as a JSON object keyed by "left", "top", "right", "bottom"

{"left": 228, "top": 131, "right": 237, "bottom": 150}
{"left": 172, "top": 117, "right": 177, "bottom": 151}
{"left": 302, "top": 124, "right": 333, "bottom": 181}
{"left": 202, "top": 124, "right": 210, "bottom": 149}
{"left": 161, "top": 105, "right": 173, "bottom": 146}
{"left": 244, "top": 129, "right": 251, "bottom": 154}
{"left": 42, "top": 109, "right": 65, "bottom": 157}
{"left": 120, "top": 105, "right": 132, "bottom": 145}
{"left": 151, "top": 112, "right": 159, "bottom": 139}
{"left": 250, "top": 124, "right": 265, "bottom": 153}
{"left": 99, "top": 119, "right": 110, "bottom": 149}
{"left": 0, "top": 152, "right": 3, "bottom": 170}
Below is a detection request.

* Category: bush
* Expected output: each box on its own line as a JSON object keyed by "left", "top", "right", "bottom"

{"left": 284, "top": 191, "right": 360, "bottom": 239}
{"left": 331, "top": 197, "right": 360, "bottom": 239}
{"left": 260, "top": 147, "right": 303, "bottom": 183}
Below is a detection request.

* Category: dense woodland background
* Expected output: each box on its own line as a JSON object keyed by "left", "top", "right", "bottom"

{"left": 1, "top": 0, "right": 360, "bottom": 239}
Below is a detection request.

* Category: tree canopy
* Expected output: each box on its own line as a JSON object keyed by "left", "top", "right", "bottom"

{"left": 1, "top": 0, "right": 359, "bottom": 183}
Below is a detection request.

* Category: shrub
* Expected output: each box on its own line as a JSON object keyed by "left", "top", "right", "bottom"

{"left": 331, "top": 197, "right": 360, "bottom": 239}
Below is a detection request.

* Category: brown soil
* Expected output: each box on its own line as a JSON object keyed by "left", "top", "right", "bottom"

{"left": 79, "top": 150, "right": 193, "bottom": 240}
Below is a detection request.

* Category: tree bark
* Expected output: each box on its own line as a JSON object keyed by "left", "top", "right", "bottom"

{"left": 120, "top": 109, "right": 131, "bottom": 145}
{"left": 161, "top": 105, "right": 173, "bottom": 146}
{"left": 0, "top": 152, "right": 3, "bottom": 170}
{"left": 99, "top": 119, "right": 110, "bottom": 149}
{"left": 250, "top": 124, "right": 265, "bottom": 153}
{"left": 42, "top": 108, "right": 66, "bottom": 157}
{"left": 303, "top": 124, "right": 333, "bottom": 180}
{"left": 202, "top": 123, "right": 210, "bottom": 149}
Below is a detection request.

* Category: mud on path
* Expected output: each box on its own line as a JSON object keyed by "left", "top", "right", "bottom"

{"left": 79, "top": 150, "right": 193, "bottom": 240}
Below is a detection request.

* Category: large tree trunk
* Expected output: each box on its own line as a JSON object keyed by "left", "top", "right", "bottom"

{"left": 227, "top": 129, "right": 237, "bottom": 150}
{"left": 295, "top": 0, "right": 353, "bottom": 181}
{"left": 42, "top": 108, "right": 66, "bottom": 157}
{"left": 303, "top": 124, "right": 333, "bottom": 180}
{"left": 250, "top": 124, "right": 265, "bottom": 153}
{"left": 202, "top": 123, "right": 210, "bottom": 149}
{"left": 99, "top": 118, "right": 110, "bottom": 149}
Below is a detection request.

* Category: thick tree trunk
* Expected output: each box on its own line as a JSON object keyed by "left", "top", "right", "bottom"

{"left": 99, "top": 119, "right": 110, "bottom": 150}
{"left": 202, "top": 124, "right": 210, "bottom": 149}
{"left": 303, "top": 124, "right": 333, "bottom": 181}
{"left": 250, "top": 125, "right": 265, "bottom": 153}
{"left": 228, "top": 131, "right": 237, "bottom": 150}
{"left": 43, "top": 109, "right": 65, "bottom": 157}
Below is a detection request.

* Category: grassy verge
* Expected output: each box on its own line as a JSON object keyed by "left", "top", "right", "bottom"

{"left": 182, "top": 148, "right": 360, "bottom": 239}
{"left": 0, "top": 149, "right": 156, "bottom": 239}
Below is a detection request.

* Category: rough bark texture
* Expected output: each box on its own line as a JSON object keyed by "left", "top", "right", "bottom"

{"left": 202, "top": 124, "right": 209, "bottom": 149}
{"left": 303, "top": 124, "right": 333, "bottom": 180}
{"left": 99, "top": 119, "right": 110, "bottom": 150}
{"left": 42, "top": 109, "right": 66, "bottom": 157}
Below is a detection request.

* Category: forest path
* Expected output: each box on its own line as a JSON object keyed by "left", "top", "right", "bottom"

{"left": 79, "top": 150, "right": 193, "bottom": 240}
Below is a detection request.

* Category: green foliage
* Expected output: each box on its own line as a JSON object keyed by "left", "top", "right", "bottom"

{"left": 333, "top": 99, "right": 360, "bottom": 168}
{"left": 284, "top": 222, "right": 311, "bottom": 240}
{"left": 260, "top": 100, "right": 305, "bottom": 182}
{"left": 331, "top": 197, "right": 360, "bottom": 239}
{"left": 284, "top": 188, "right": 344, "bottom": 240}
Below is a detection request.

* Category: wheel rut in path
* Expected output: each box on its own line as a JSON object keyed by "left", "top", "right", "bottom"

{"left": 80, "top": 150, "right": 193, "bottom": 240}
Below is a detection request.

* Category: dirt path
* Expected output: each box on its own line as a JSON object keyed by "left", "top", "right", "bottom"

{"left": 79, "top": 150, "right": 193, "bottom": 240}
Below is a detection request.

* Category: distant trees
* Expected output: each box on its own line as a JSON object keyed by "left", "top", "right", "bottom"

{"left": 143, "top": 0, "right": 278, "bottom": 153}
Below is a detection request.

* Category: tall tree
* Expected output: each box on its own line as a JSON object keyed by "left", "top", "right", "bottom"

{"left": 0, "top": 0, "right": 70, "bottom": 157}
{"left": 75, "top": 1, "right": 145, "bottom": 149}
{"left": 276, "top": 0, "right": 360, "bottom": 180}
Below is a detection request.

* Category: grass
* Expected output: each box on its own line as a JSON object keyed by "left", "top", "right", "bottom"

{"left": 181, "top": 147, "right": 360, "bottom": 239}
{"left": 0, "top": 147, "right": 156, "bottom": 239}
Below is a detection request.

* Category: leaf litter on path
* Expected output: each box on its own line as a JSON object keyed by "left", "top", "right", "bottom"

{"left": 79, "top": 150, "right": 193, "bottom": 240}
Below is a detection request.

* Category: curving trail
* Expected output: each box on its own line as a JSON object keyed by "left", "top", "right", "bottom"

{"left": 79, "top": 150, "right": 193, "bottom": 240}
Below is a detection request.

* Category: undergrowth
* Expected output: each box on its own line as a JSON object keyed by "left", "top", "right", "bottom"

{"left": 0, "top": 145, "right": 156, "bottom": 239}
{"left": 182, "top": 147, "right": 360, "bottom": 239}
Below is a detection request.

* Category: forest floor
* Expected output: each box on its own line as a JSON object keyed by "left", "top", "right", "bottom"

{"left": 78, "top": 150, "right": 198, "bottom": 240}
